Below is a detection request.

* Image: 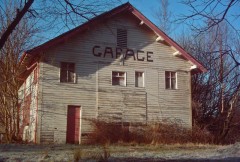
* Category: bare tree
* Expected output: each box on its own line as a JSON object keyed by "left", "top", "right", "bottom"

{"left": 155, "top": 0, "right": 172, "bottom": 34}
{"left": 180, "top": 0, "right": 240, "bottom": 35}
{"left": 179, "top": 21, "right": 240, "bottom": 144}
{"left": 0, "top": 0, "right": 38, "bottom": 142}
{"left": 0, "top": 0, "right": 122, "bottom": 50}
{"left": 0, "top": 0, "right": 34, "bottom": 50}
{"left": 178, "top": 0, "right": 240, "bottom": 143}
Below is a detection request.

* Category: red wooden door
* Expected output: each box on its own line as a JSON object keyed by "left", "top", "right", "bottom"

{"left": 66, "top": 105, "right": 80, "bottom": 144}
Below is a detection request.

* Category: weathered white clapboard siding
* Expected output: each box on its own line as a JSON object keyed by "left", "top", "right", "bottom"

{"left": 35, "top": 12, "right": 193, "bottom": 143}
{"left": 18, "top": 67, "right": 39, "bottom": 142}
{"left": 38, "top": 60, "right": 97, "bottom": 143}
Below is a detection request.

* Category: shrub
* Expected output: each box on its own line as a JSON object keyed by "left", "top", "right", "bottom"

{"left": 191, "top": 125, "right": 214, "bottom": 144}
{"left": 145, "top": 119, "right": 190, "bottom": 144}
{"left": 85, "top": 119, "right": 130, "bottom": 144}
{"left": 85, "top": 118, "right": 214, "bottom": 145}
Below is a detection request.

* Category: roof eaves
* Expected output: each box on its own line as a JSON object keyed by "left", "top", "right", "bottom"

{"left": 22, "top": 2, "right": 207, "bottom": 73}
{"left": 131, "top": 7, "right": 207, "bottom": 73}
{"left": 25, "top": 2, "right": 132, "bottom": 55}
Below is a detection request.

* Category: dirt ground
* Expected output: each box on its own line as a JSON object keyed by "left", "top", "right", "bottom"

{"left": 0, "top": 143, "right": 240, "bottom": 162}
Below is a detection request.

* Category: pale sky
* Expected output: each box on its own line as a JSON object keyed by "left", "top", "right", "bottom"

{"left": 122, "top": 0, "right": 240, "bottom": 38}
{"left": 122, "top": 0, "right": 192, "bottom": 37}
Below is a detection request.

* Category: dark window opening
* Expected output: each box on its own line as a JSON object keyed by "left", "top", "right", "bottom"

{"left": 165, "top": 71, "right": 177, "bottom": 89}
{"left": 135, "top": 71, "right": 144, "bottom": 87}
{"left": 60, "top": 62, "right": 75, "bottom": 83}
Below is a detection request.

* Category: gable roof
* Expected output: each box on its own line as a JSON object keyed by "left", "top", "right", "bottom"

{"left": 20, "top": 2, "right": 207, "bottom": 73}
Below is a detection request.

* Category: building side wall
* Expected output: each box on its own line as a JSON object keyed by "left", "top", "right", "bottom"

{"left": 38, "top": 13, "right": 192, "bottom": 143}
{"left": 18, "top": 66, "right": 39, "bottom": 142}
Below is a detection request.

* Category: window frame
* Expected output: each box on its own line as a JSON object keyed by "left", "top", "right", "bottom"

{"left": 60, "top": 62, "right": 76, "bottom": 83}
{"left": 135, "top": 71, "right": 145, "bottom": 88}
{"left": 112, "top": 71, "right": 127, "bottom": 86}
{"left": 165, "top": 71, "right": 177, "bottom": 90}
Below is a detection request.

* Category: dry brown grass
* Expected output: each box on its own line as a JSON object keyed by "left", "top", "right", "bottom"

{"left": 73, "top": 146, "right": 111, "bottom": 162}
{"left": 85, "top": 119, "right": 214, "bottom": 145}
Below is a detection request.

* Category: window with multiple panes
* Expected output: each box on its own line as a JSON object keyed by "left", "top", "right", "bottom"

{"left": 117, "top": 29, "right": 127, "bottom": 48}
{"left": 135, "top": 71, "right": 144, "bottom": 87}
{"left": 165, "top": 71, "right": 177, "bottom": 89}
{"left": 112, "top": 71, "right": 126, "bottom": 86}
{"left": 60, "top": 62, "right": 75, "bottom": 83}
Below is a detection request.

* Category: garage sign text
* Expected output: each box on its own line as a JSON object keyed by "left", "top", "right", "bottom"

{"left": 92, "top": 46, "right": 153, "bottom": 62}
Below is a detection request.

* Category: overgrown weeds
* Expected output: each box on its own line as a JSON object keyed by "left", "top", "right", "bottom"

{"left": 85, "top": 118, "right": 214, "bottom": 145}
{"left": 73, "top": 146, "right": 110, "bottom": 162}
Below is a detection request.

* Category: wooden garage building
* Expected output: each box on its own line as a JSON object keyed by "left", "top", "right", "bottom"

{"left": 18, "top": 3, "right": 206, "bottom": 144}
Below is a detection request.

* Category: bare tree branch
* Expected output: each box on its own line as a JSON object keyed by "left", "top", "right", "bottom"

{"left": 0, "top": 0, "right": 34, "bottom": 50}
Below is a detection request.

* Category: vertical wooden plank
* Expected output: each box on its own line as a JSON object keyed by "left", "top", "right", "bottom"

{"left": 74, "top": 107, "right": 80, "bottom": 142}
{"left": 146, "top": 69, "right": 160, "bottom": 121}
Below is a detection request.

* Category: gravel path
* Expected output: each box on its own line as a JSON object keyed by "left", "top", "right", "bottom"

{"left": 0, "top": 143, "right": 239, "bottom": 162}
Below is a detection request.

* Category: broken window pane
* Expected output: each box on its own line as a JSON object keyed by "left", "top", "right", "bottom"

{"left": 112, "top": 71, "right": 126, "bottom": 86}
